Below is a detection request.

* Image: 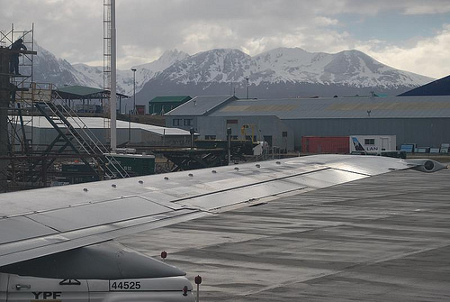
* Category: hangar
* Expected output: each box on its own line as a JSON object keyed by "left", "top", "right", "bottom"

{"left": 165, "top": 94, "right": 450, "bottom": 152}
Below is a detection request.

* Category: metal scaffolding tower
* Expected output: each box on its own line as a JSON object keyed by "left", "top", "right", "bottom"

{"left": 103, "top": 0, "right": 112, "bottom": 145}
{"left": 103, "top": 0, "right": 117, "bottom": 151}
{"left": 0, "top": 24, "right": 129, "bottom": 191}
{"left": 103, "top": 0, "right": 112, "bottom": 92}
{"left": 0, "top": 24, "right": 34, "bottom": 87}
{"left": 0, "top": 24, "right": 36, "bottom": 191}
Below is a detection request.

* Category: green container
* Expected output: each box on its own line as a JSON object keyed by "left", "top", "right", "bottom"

{"left": 61, "top": 164, "right": 99, "bottom": 184}
{"left": 107, "top": 154, "right": 156, "bottom": 176}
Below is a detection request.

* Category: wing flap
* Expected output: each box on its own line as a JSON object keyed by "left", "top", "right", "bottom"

{"left": 0, "top": 216, "right": 57, "bottom": 244}
{"left": 177, "top": 168, "right": 369, "bottom": 211}
{"left": 0, "top": 209, "right": 207, "bottom": 267}
{"left": 27, "top": 196, "right": 174, "bottom": 232}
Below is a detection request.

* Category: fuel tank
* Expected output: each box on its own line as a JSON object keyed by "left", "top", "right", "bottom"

{"left": 1, "top": 273, "right": 194, "bottom": 302}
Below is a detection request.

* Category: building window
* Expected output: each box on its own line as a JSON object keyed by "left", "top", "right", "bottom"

{"left": 184, "top": 119, "right": 193, "bottom": 126}
{"left": 205, "top": 135, "right": 216, "bottom": 140}
{"left": 173, "top": 119, "right": 182, "bottom": 126}
{"left": 227, "top": 119, "right": 238, "bottom": 124}
{"left": 365, "top": 139, "right": 375, "bottom": 145}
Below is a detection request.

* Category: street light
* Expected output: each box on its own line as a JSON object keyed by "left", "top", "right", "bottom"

{"left": 190, "top": 127, "right": 195, "bottom": 148}
{"left": 227, "top": 127, "right": 232, "bottom": 165}
{"left": 245, "top": 77, "right": 249, "bottom": 99}
{"left": 131, "top": 68, "right": 137, "bottom": 114}
{"left": 124, "top": 104, "right": 131, "bottom": 142}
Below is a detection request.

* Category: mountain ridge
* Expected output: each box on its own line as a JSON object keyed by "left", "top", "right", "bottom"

{"left": 32, "top": 44, "right": 434, "bottom": 105}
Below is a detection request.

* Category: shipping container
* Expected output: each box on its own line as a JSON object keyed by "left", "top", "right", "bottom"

{"left": 350, "top": 135, "right": 396, "bottom": 154}
{"left": 136, "top": 105, "right": 146, "bottom": 115}
{"left": 400, "top": 143, "right": 416, "bottom": 153}
{"left": 301, "top": 136, "right": 349, "bottom": 154}
{"left": 106, "top": 154, "right": 156, "bottom": 177}
{"left": 61, "top": 164, "right": 99, "bottom": 184}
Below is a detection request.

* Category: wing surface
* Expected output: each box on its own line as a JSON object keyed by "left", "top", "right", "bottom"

{"left": 0, "top": 155, "right": 437, "bottom": 267}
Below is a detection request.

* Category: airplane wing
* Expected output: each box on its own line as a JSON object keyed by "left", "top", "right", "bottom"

{"left": 0, "top": 155, "right": 445, "bottom": 273}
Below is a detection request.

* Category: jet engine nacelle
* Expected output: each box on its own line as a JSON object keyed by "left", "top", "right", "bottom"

{"left": 407, "top": 159, "right": 448, "bottom": 173}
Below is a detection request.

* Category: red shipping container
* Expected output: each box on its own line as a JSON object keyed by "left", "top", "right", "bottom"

{"left": 136, "top": 105, "right": 146, "bottom": 115}
{"left": 301, "top": 136, "right": 349, "bottom": 154}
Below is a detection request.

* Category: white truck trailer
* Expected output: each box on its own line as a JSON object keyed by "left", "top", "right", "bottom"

{"left": 350, "top": 135, "right": 396, "bottom": 154}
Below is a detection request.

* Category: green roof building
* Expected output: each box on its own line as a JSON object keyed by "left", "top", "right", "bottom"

{"left": 54, "top": 85, "right": 129, "bottom": 114}
{"left": 148, "top": 96, "right": 191, "bottom": 115}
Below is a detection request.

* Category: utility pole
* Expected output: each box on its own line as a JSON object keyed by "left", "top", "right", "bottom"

{"left": 131, "top": 68, "right": 136, "bottom": 114}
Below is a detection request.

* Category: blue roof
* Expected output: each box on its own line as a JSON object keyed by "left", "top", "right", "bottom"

{"left": 55, "top": 85, "right": 129, "bottom": 99}
{"left": 399, "top": 75, "right": 450, "bottom": 96}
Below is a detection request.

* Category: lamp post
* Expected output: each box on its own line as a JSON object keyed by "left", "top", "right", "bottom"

{"left": 245, "top": 77, "right": 249, "bottom": 99}
{"left": 131, "top": 68, "right": 136, "bottom": 114}
{"left": 227, "top": 127, "right": 232, "bottom": 165}
{"left": 125, "top": 104, "right": 130, "bottom": 143}
{"left": 190, "top": 127, "right": 195, "bottom": 148}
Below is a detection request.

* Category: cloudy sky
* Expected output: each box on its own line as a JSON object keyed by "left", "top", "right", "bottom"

{"left": 1, "top": 0, "right": 449, "bottom": 78}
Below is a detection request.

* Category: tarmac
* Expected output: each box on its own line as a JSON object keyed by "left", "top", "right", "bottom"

{"left": 120, "top": 166, "right": 450, "bottom": 301}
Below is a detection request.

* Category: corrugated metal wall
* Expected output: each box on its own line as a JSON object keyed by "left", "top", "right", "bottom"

{"left": 285, "top": 118, "right": 450, "bottom": 150}
{"left": 196, "top": 116, "right": 296, "bottom": 151}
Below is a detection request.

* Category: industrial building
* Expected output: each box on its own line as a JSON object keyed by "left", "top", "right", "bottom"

{"left": 20, "top": 116, "right": 193, "bottom": 148}
{"left": 165, "top": 94, "right": 450, "bottom": 152}
{"left": 399, "top": 75, "right": 450, "bottom": 96}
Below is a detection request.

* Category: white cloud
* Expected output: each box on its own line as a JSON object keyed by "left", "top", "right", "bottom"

{"left": 326, "top": 0, "right": 450, "bottom": 15}
{"left": 180, "top": 23, "right": 237, "bottom": 53}
{"left": 314, "top": 16, "right": 340, "bottom": 26}
{"left": 1, "top": 0, "right": 449, "bottom": 78}
{"left": 403, "top": 3, "right": 450, "bottom": 15}
{"left": 355, "top": 24, "right": 450, "bottom": 78}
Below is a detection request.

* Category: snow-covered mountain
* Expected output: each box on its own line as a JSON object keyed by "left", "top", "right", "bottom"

{"left": 160, "top": 47, "right": 417, "bottom": 85}
{"left": 33, "top": 44, "right": 434, "bottom": 103}
{"left": 33, "top": 44, "right": 189, "bottom": 95}
{"left": 252, "top": 47, "right": 428, "bottom": 87}
{"left": 33, "top": 42, "right": 96, "bottom": 88}
{"left": 71, "top": 49, "right": 189, "bottom": 96}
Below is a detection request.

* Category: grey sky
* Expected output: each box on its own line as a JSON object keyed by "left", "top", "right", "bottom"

{"left": 1, "top": 0, "right": 449, "bottom": 78}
